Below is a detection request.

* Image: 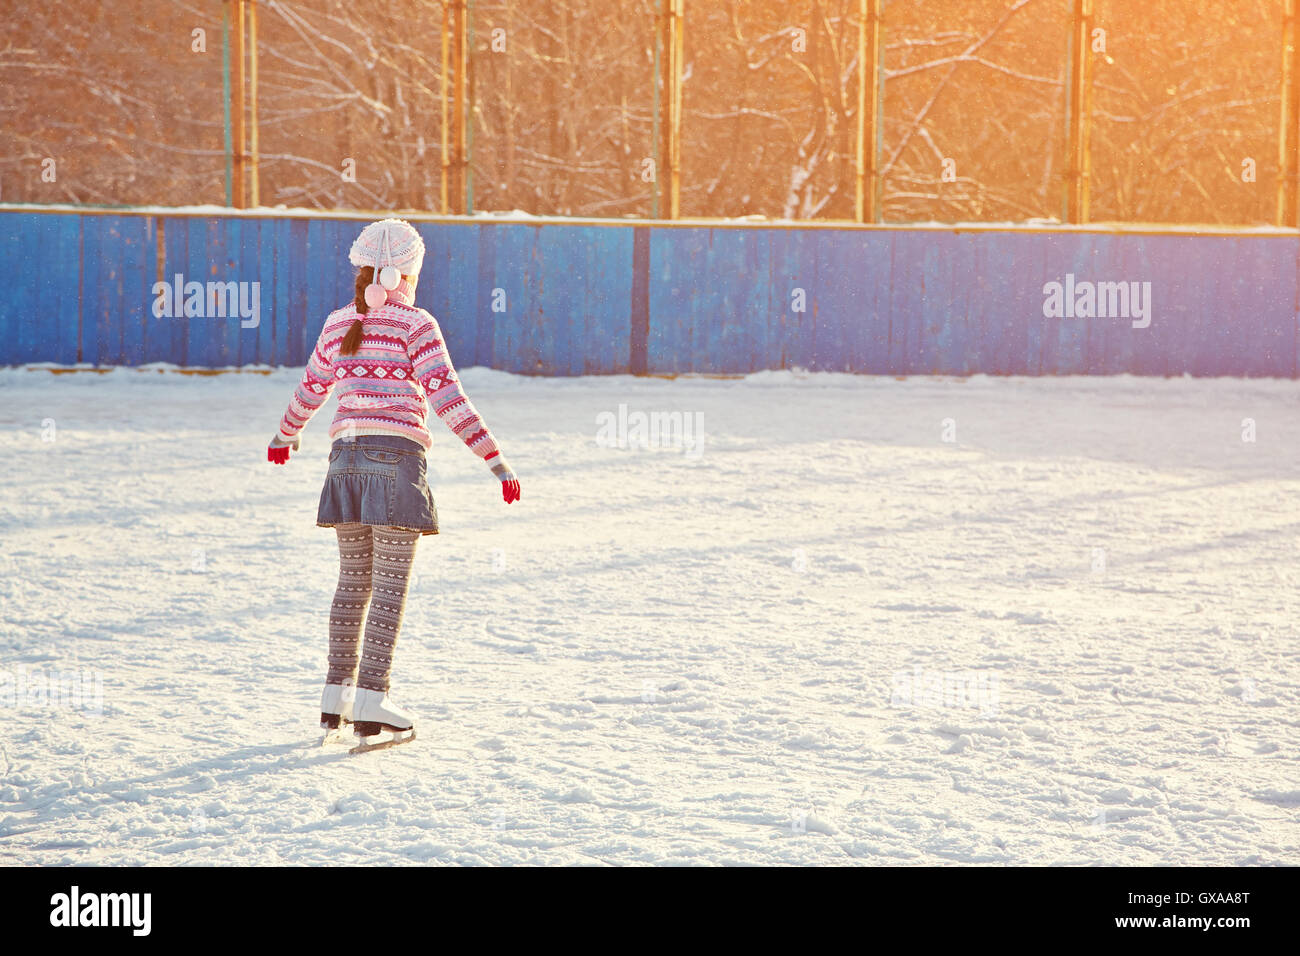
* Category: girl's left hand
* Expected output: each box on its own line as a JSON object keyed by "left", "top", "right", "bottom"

{"left": 490, "top": 456, "right": 521, "bottom": 504}
{"left": 501, "top": 477, "right": 521, "bottom": 504}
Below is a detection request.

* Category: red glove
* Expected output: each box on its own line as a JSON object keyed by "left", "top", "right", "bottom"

{"left": 501, "top": 477, "right": 521, "bottom": 504}
{"left": 267, "top": 434, "right": 300, "bottom": 465}
{"left": 490, "top": 456, "right": 521, "bottom": 504}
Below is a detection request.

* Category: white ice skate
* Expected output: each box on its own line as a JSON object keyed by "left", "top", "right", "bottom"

{"left": 350, "top": 688, "right": 416, "bottom": 753}
{"left": 319, "top": 681, "right": 356, "bottom": 745}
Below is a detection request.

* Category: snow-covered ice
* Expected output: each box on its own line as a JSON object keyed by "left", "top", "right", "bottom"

{"left": 1, "top": 366, "right": 1297, "bottom": 865}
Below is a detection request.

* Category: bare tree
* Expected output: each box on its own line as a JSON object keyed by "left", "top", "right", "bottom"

{"left": 0, "top": 0, "right": 1284, "bottom": 225}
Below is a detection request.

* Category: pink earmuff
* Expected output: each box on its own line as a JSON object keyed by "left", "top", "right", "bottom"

{"left": 362, "top": 231, "right": 406, "bottom": 309}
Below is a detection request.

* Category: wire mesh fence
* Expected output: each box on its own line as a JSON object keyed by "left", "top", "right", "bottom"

{"left": 0, "top": 0, "right": 1290, "bottom": 225}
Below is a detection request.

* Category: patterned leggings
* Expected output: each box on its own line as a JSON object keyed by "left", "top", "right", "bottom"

{"left": 327, "top": 523, "right": 420, "bottom": 693}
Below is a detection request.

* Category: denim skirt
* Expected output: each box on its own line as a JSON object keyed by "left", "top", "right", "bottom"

{"left": 317, "top": 435, "right": 438, "bottom": 535}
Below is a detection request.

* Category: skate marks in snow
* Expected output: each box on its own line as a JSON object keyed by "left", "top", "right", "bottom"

{"left": 0, "top": 734, "right": 381, "bottom": 862}
{"left": 320, "top": 729, "right": 352, "bottom": 748}
{"left": 3, "top": 369, "right": 1300, "bottom": 863}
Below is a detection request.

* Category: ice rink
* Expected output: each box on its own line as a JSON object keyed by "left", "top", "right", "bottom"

{"left": 1, "top": 366, "right": 1297, "bottom": 865}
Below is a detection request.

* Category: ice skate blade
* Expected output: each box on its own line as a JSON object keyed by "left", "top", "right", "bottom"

{"left": 350, "top": 728, "right": 416, "bottom": 754}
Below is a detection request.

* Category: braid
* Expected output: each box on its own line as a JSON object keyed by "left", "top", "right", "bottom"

{"left": 341, "top": 266, "right": 372, "bottom": 356}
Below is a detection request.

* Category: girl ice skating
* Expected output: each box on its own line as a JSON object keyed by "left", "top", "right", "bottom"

{"left": 267, "top": 218, "right": 521, "bottom": 752}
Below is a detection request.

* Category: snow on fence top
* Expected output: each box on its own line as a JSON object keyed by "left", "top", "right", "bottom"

{"left": 2, "top": 202, "right": 1298, "bottom": 237}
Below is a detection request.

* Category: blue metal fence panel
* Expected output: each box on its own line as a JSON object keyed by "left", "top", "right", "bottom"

{"left": 589, "top": 225, "right": 637, "bottom": 375}
{"left": 284, "top": 219, "right": 309, "bottom": 369}
{"left": 4, "top": 214, "right": 41, "bottom": 364}
{"left": 490, "top": 223, "right": 540, "bottom": 375}
{"left": 1, "top": 209, "right": 1297, "bottom": 378}
{"left": 80, "top": 215, "right": 108, "bottom": 365}
{"left": 419, "top": 222, "right": 481, "bottom": 373}
{"left": 34, "top": 212, "right": 81, "bottom": 365}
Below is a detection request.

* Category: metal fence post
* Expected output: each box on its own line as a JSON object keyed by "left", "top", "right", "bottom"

{"left": 231, "top": 0, "right": 246, "bottom": 209}
{"left": 1278, "top": 0, "right": 1298, "bottom": 226}
{"left": 856, "top": 0, "right": 882, "bottom": 223}
{"left": 1064, "top": 0, "right": 1093, "bottom": 223}
{"left": 657, "top": 0, "right": 682, "bottom": 220}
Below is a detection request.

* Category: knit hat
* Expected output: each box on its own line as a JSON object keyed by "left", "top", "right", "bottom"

{"left": 349, "top": 218, "right": 426, "bottom": 309}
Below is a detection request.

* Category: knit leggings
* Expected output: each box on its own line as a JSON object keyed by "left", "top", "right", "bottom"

{"left": 326, "top": 523, "right": 420, "bottom": 694}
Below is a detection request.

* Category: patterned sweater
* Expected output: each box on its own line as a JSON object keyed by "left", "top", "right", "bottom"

{"left": 277, "top": 294, "right": 505, "bottom": 471}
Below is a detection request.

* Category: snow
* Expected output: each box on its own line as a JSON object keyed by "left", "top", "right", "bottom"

{"left": 1, "top": 365, "right": 1297, "bottom": 865}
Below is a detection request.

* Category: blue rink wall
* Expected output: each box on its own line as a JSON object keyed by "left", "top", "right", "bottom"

{"left": 1, "top": 207, "right": 1297, "bottom": 377}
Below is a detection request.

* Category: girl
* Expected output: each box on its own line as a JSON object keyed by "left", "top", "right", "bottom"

{"left": 267, "top": 218, "right": 520, "bottom": 745}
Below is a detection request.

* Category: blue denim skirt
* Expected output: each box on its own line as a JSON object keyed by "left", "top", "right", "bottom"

{"left": 317, "top": 435, "right": 438, "bottom": 535}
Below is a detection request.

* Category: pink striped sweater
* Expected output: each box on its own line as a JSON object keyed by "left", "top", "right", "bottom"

{"left": 277, "top": 295, "right": 505, "bottom": 470}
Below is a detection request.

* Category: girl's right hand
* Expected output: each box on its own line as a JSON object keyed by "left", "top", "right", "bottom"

{"left": 268, "top": 434, "right": 300, "bottom": 465}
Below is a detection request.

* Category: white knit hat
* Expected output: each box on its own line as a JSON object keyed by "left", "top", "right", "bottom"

{"left": 349, "top": 218, "right": 426, "bottom": 308}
